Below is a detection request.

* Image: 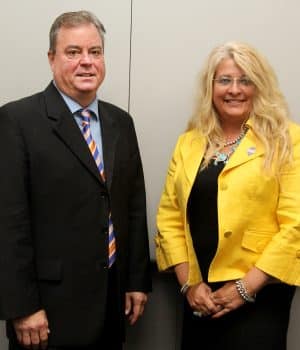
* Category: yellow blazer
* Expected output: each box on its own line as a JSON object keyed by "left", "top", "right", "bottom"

{"left": 155, "top": 122, "right": 300, "bottom": 286}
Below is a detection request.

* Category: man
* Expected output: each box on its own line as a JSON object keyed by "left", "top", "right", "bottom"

{"left": 0, "top": 10, "right": 151, "bottom": 350}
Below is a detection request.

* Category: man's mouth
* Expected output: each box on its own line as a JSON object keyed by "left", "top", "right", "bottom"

{"left": 77, "top": 73, "right": 94, "bottom": 77}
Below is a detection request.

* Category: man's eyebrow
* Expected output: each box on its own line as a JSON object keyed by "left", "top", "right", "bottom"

{"left": 65, "top": 45, "right": 103, "bottom": 50}
{"left": 65, "top": 45, "right": 81, "bottom": 50}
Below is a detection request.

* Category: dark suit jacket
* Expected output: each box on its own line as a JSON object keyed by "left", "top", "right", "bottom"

{"left": 0, "top": 83, "right": 151, "bottom": 346}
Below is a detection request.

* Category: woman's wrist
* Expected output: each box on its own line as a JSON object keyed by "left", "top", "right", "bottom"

{"left": 180, "top": 282, "right": 191, "bottom": 295}
{"left": 235, "top": 279, "right": 256, "bottom": 303}
{"left": 242, "top": 267, "right": 276, "bottom": 296}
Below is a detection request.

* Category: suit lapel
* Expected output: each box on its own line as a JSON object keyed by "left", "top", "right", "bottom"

{"left": 43, "top": 83, "right": 103, "bottom": 185}
{"left": 98, "top": 101, "right": 120, "bottom": 190}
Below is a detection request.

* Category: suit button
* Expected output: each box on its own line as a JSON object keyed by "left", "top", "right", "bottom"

{"left": 296, "top": 250, "right": 300, "bottom": 259}
{"left": 224, "top": 231, "right": 232, "bottom": 238}
{"left": 103, "top": 228, "right": 108, "bottom": 235}
{"left": 220, "top": 183, "right": 228, "bottom": 191}
{"left": 97, "top": 261, "right": 108, "bottom": 270}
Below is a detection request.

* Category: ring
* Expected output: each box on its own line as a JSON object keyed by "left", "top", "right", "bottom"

{"left": 193, "top": 311, "right": 203, "bottom": 317}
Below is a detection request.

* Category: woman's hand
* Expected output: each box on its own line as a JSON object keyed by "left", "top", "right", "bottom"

{"left": 211, "top": 267, "right": 276, "bottom": 318}
{"left": 210, "top": 281, "right": 245, "bottom": 318}
{"left": 186, "top": 282, "right": 221, "bottom": 317}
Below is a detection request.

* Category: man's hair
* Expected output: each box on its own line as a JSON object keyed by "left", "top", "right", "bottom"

{"left": 49, "top": 10, "right": 106, "bottom": 52}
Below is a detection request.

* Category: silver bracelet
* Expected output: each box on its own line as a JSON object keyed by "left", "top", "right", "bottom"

{"left": 180, "top": 282, "right": 190, "bottom": 295}
{"left": 235, "top": 279, "right": 256, "bottom": 303}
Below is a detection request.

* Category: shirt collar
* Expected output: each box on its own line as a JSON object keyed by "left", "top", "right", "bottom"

{"left": 53, "top": 81, "right": 99, "bottom": 120}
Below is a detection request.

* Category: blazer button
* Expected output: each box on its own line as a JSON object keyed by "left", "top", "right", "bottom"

{"left": 224, "top": 231, "right": 232, "bottom": 238}
{"left": 296, "top": 250, "right": 300, "bottom": 259}
{"left": 103, "top": 227, "right": 108, "bottom": 235}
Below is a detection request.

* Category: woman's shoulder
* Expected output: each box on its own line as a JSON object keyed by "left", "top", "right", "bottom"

{"left": 176, "top": 128, "right": 205, "bottom": 145}
{"left": 288, "top": 121, "right": 300, "bottom": 142}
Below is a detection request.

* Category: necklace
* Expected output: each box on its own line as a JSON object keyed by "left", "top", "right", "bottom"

{"left": 213, "top": 125, "right": 248, "bottom": 166}
{"left": 213, "top": 140, "right": 242, "bottom": 165}
{"left": 224, "top": 130, "right": 246, "bottom": 146}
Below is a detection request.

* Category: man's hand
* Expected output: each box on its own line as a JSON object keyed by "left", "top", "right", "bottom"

{"left": 13, "top": 309, "right": 49, "bottom": 349}
{"left": 125, "top": 292, "right": 148, "bottom": 325}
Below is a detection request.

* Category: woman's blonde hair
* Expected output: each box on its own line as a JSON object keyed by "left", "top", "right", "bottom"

{"left": 187, "top": 41, "right": 292, "bottom": 172}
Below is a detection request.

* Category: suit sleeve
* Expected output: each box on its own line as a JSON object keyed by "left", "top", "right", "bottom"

{"left": 0, "top": 105, "right": 40, "bottom": 319}
{"left": 125, "top": 117, "right": 152, "bottom": 292}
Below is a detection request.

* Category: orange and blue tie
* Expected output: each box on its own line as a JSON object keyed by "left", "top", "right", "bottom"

{"left": 80, "top": 109, "right": 116, "bottom": 267}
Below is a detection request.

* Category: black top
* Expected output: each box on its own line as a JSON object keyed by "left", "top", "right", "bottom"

{"left": 187, "top": 161, "right": 224, "bottom": 282}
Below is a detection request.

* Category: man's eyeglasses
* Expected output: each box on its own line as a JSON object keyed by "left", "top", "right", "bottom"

{"left": 213, "top": 76, "right": 253, "bottom": 87}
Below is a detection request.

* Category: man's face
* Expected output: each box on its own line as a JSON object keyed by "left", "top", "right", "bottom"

{"left": 48, "top": 23, "right": 105, "bottom": 106}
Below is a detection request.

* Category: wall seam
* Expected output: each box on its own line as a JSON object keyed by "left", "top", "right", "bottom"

{"left": 127, "top": 0, "right": 133, "bottom": 113}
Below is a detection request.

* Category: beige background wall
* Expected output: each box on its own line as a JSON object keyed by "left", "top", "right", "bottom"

{"left": 0, "top": 1, "right": 299, "bottom": 349}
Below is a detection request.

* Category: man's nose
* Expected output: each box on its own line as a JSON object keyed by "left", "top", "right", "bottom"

{"left": 79, "top": 52, "right": 92, "bottom": 64}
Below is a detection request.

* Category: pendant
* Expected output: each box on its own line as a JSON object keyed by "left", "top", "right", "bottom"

{"left": 214, "top": 152, "right": 228, "bottom": 165}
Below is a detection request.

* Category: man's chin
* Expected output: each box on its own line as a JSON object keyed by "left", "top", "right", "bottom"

{"left": 76, "top": 84, "right": 97, "bottom": 92}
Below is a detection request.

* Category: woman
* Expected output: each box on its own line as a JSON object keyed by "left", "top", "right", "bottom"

{"left": 155, "top": 41, "right": 300, "bottom": 350}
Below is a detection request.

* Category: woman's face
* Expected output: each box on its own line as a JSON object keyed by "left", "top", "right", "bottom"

{"left": 212, "top": 58, "right": 255, "bottom": 125}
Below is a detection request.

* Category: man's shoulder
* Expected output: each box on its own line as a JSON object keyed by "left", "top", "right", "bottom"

{"left": 98, "top": 100, "right": 130, "bottom": 117}
{"left": 0, "top": 83, "right": 60, "bottom": 113}
{"left": 0, "top": 89, "right": 53, "bottom": 118}
{"left": 98, "top": 99, "right": 134, "bottom": 126}
{"left": 0, "top": 90, "right": 45, "bottom": 115}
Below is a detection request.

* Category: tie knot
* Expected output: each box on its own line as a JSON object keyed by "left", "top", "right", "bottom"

{"left": 80, "top": 109, "right": 92, "bottom": 125}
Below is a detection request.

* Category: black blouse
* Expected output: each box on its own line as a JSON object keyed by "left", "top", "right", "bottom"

{"left": 187, "top": 161, "right": 224, "bottom": 282}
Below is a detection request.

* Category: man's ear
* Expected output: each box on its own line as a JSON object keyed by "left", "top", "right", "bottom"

{"left": 48, "top": 51, "right": 55, "bottom": 70}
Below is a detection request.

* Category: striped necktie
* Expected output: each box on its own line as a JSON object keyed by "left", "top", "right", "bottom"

{"left": 80, "top": 109, "right": 116, "bottom": 267}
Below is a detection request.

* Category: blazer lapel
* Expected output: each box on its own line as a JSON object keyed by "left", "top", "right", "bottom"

{"left": 98, "top": 101, "right": 120, "bottom": 190}
{"left": 181, "top": 131, "right": 207, "bottom": 186}
{"left": 223, "top": 127, "right": 264, "bottom": 172}
{"left": 43, "top": 83, "right": 103, "bottom": 185}
{"left": 180, "top": 127, "right": 264, "bottom": 183}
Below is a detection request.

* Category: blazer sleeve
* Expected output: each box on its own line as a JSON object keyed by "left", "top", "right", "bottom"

{"left": 0, "top": 105, "right": 40, "bottom": 319}
{"left": 155, "top": 135, "right": 189, "bottom": 271}
{"left": 256, "top": 126, "right": 300, "bottom": 285}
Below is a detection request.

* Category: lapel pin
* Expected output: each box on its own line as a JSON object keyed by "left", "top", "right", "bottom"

{"left": 247, "top": 146, "right": 256, "bottom": 156}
